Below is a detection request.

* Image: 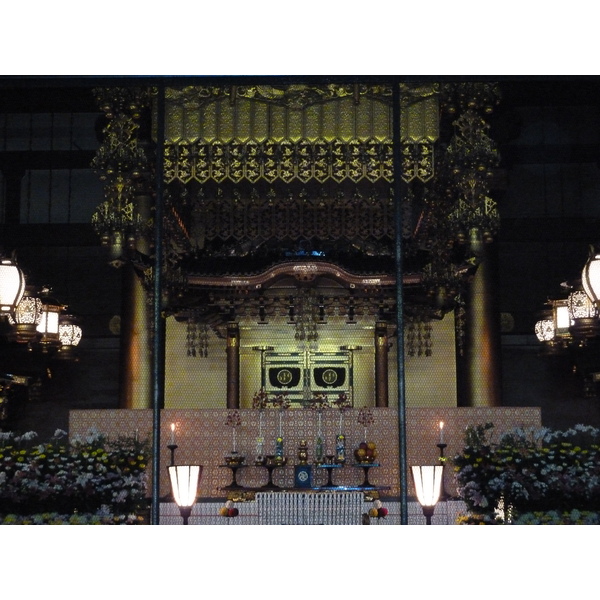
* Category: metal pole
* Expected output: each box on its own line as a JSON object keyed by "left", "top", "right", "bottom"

{"left": 151, "top": 83, "right": 166, "bottom": 525}
{"left": 392, "top": 81, "right": 409, "bottom": 524}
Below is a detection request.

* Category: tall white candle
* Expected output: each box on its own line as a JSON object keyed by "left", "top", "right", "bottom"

{"left": 439, "top": 421, "right": 444, "bottom": 445}
{"left": 170, "top": 423, "right": 176, "bottom": 446}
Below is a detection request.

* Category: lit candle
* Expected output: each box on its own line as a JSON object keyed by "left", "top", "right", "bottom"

{"left": 170, "top": 423, "right": 176, "bottom": 446}
{"left": 439, "top": 421, "right": 444, "bottom": 445}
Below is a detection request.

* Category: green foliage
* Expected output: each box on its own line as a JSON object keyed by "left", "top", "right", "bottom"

{"left": 453, "top": 423, "right": 600, "bottom": 522}
{"left": 0, "top": 429, "right": 149, "bottom": 521}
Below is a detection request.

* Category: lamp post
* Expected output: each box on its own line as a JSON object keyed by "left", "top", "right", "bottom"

{"left": 168, "top": 465, "right": 203, "bottom": 525}
{"left": 411, "top": 465, "right": 444, "bottom": 525}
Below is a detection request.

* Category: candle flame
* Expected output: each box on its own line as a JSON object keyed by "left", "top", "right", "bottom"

{"left": 439, "top": 421, "right": 444, "bottom": 429}
{"left": 171, "top": 423, "right": 175, "bottom": 432}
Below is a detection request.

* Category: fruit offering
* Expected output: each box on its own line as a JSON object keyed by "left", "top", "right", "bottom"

{"left": 369, "top": 499, "right": 388, "bottom": 519}
{"left": 354, "top": 441, "right": 378, "bottom": 464}
{"left": 219, "top": 499, "right": 239, "bottom": 518}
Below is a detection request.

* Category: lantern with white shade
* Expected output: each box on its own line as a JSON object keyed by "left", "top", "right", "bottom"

{"left": 56, "top": 314, "right": 83, "bottom": 360}
{"left": 7, "top": 286, "right": 43, "bottom": 343}
{"left": 0, "top": 256, "right": 26, "bottom": 315}
{"left": 582, "top": 249, "right": 600, "bottom": 307}
{"left": 168, "top": 465, "right": 203, "bottom": 525}
{"left": 567, "top": 286, "right": 600, "bottom": 339}
{"left": 411, "top": 465, "right": 444, "bottom": 524}
{"left": 35, "top": 287, "right": 64, "bottom": 350}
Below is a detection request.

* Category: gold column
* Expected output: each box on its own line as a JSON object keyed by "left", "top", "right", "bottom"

{"left": 458, "top": 230, "right": 502, "bottom": 407}
{"left": 375, "top": 322, "right": 389, "bottom": 407}
{"left": 226, "top": 322, "right": 240, "bottom": 409}
{"left": 119, "top": 262, "right": 152, "bottom": 409}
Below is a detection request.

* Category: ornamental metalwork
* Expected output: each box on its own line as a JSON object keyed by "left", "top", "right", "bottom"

{"left": 91, "top": 87, "right": 153, "bottom": 263}
{"left": 90, "top": 80, "right": 505, "bottom": 360}
{"left": 164, "top": 139, "right": 394, "bottom": 184}
{"left": 165, "top": 84, "right": 393, "bottom": 110}
{"left": 399, "top": 82, "right": 440, "bottom": 183}
{"left": 186, "top": 186, "right": 395, "bottom": 249}
{"left": 445, "top": 108, "right": 501, "bottom": 245}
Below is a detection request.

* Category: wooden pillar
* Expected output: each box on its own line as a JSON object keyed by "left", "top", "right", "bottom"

{"left": 118, "top": 263, "right": 153, "bottom": 409}
{"left": 375, "top": 321, "right": 389, "bottom": 407}
{"left": 457, "top": 230, "right": 502, "bottom": 407}
{"left": 118, "top": 190, "right": 154, "bottom": 410}
{"left": 226, "top": 322, "right": 240, "bottom": 409}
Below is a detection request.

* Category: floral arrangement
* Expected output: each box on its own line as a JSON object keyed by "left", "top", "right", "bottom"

{"left": 453, "top": 423, "right": 600, "bottom": 523}
{"left": 333, "top": 392, "right": 351, "bottom": 411}
{"left": 252, "top": 388, "right": 269, "bottom": 410}
{"left": 357, "top": 408, "right": 374, "bottom": 442}
{"left": 0, "top": 428, "right": 149, "bottom": 522}
{"left": 0, "top": 510, "right": 144, "bottom": 525}
{"left": 357, "top": 408, "right": 374, "bottom": 427}
{"left": 225, "top": 410, "right": 242, "bottom": 429}
{"left": 269, "top": 393, "right": 290, "bottom": 411}
{"left": 308, "top": 393, "right": 330, "bottom": 411}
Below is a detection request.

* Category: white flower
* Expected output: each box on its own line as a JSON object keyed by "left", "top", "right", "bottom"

{"left": 15, "top": 431, "right": 38, "bottom": 443}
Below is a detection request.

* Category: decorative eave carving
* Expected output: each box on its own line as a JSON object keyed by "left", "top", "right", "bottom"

{"left": 187, "top": 260, "right": 420, "bottom": 290}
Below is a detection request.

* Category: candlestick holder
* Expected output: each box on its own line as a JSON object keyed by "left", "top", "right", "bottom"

{"left": 436, "top": 443, "right": 451, "bottom": 501}
{"left": 168, "top": 444, "right": 178, "bottom": 466}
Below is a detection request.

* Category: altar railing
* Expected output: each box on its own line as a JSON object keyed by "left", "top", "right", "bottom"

{"left": 255, "top": 491, "right": 365, "bottom": 525}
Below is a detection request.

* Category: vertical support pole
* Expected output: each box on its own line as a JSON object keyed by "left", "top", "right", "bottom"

{"left": 119, "top": 261, "right": 152, "bottom": 409}
{"left": 457, "top": 231, "right": 502, "bottom": 407}
{"left": 392, "top": 82, "right": 409, "bottom": 524}
{"left": 227, "top": 322, "right": 240, "bottom": 409}
{"left": 374, "top": 321, "right": 389, "bottom": 407}
{"left": 151, "top": 84, "right": 166, "bottom": 525}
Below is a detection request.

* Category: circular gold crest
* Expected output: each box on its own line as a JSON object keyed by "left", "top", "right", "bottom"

{"left": 277, "top": 369, "right": 293, "bottom": 385}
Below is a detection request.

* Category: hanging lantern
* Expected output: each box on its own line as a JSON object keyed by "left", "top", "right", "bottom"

{"left": 36, "top": 287, "right": 64, "bottom": 350}
{"left": 7, "top": 285, "right": 43, "bottom": 343}
{"left": 582, "top": 250, "right": 600, "bottom": 307}
{"left": 552, "top": 298, "right": 571, "bottom": 337}
{"left": 535, "top": 302, "right": 571, "bottom": 354}
{"left": 0, "top": 256, "right": 26, "bottom": 314}
{"left": 56, "top": 314, "right": 83, "bottom": 360}
{"left": 567, "top": 287, "right": 600, "bottom": 339}
{"left": 534, "top": 317, "right": 555, "bottom": 342}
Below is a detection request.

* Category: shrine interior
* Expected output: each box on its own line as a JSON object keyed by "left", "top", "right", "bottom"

{"left": 2, "top": 76, "right": 600, "bottom": 438}
{"left": 3, "top": 74, "right": 600, "bottom": 528}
